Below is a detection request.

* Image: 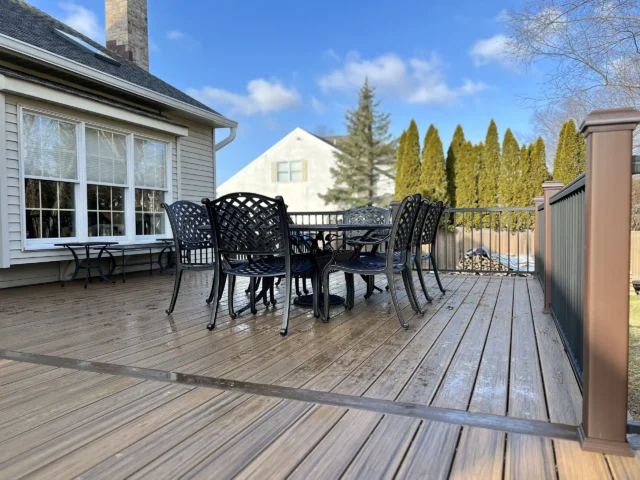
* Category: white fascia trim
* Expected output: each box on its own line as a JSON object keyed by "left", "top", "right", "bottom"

{"left": 0, "top": 91, "right": 9, "bottom": 268}
{"left": 0, "top": 74, "right": 189, "bottom": 136}
{"left": 0, "top": 34, "right": 238, "bottom": 129}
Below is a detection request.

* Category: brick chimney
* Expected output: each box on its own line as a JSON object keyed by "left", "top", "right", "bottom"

{"left": 105, "top": 0, "right": 149, "bottom": 71}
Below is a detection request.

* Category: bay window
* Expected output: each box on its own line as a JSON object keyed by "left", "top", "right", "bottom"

{"left": 20, "top": 108, "right": 172, "bottom": 247}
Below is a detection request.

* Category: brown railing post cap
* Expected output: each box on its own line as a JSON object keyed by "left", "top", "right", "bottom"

{"left": 533, "top": 196, "right": 544, "bottom": 205}
{"left": 580, "top": 108, "right": 640, "bottom": 133}
{"left": 542, "top": 181, "right": 563, "bottom": 190}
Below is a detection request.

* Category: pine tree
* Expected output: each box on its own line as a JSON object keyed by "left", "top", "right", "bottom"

{"left": 419, "top": 127, "right": 448, "bottom": 203}
{"left": 552, "top": 119, "right": 586, "bottom": 185}
{"left": 394, "top": 119, "right": 421, "bottom": 199}
{"left": 477, "top": 120, "right": 500, "bottom": 227}
{"left": 320, "top": 79, "right": 395, "bottom": 207}
{"left": 393, "top": 131, "right": 407, "bottom": 200}
{"left": 446, "top": 125, "right": 466, "bottom": 206}
{"left": 552, "top": 121, "right": 568, "bottom": 183}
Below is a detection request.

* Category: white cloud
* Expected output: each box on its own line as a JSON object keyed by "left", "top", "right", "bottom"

{"left": 188, "top": 79, "right": 301, "bottom": 116}
{"left": 470, "top": 34, "right": 516, "bottom": 69}
{"left": 317, "top": 52, "right": 488, "bottom": 105}
{"left": 311, "top": 96, "right": 326, "bottom": 115}
{"left": 59, "top": 2, "right": 102, "bottom": 42}
{"left": 166, "top": 30, "right": 185, "bottom": 41}
{"left": 323, "top": 48, "right": 341, "bottom": 63}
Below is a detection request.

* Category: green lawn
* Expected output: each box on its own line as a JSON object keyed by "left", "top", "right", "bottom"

{"left": 629, "top": 296, "right": 640, "bottom": 418}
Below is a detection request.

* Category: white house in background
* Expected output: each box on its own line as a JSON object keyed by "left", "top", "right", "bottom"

{"left": 0, "top": 0, "right": 236, "bottom": 288}
{"left": 217, "top": 128, "right": 395, "bottom": 211}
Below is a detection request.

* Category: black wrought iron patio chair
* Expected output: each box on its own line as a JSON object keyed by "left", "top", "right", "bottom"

{"left": 321, "top": 194, "right": 423, "bottom": 327}
{"left": 414, "top": 200, "right": 447, "bottom": 296}
{"left": 343, "top": 205, "right": 392, "bottom": 299}
{"left": 162, "top": 201, "right": 220, "bottom": 315}
{"left": 202, "top": 193, "right": 317, "bottom": 336}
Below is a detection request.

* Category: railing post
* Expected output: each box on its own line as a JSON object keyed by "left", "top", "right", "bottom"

{"left": 542, "top": 181, "right": 563, "bottom": 313}
{"left": 579, "top": 108, "right": 640, "bottom": 456}
{"left": 533, "top": 196, "right": 544, "bottom": 277}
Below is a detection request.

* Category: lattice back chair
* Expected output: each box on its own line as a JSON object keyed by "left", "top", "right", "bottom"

{"left": 344, "top": 205, "right": 392, "bottom": 299}
{"left": 203, "top": 193, "right": 315, "bottom": 336}
{"left": 162, "top": 201, "right": 218, "bottom": 315}
{"left": 415, "top": 200, "right": 447, "bottom": 296}
{"left": 322, "top": 194, "right": 422, "bottom": 327}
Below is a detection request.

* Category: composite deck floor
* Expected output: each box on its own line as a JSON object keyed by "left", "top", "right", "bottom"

{"left": 0, "top": 270, "right": 639, "bottom": 479}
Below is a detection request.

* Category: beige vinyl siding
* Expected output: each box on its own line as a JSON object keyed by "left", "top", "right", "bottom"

{"left": 176, "top": 121, "right": 215, "bottom": 202}
{"left": 4, "top": 95, "right": 179, "bottom": 266}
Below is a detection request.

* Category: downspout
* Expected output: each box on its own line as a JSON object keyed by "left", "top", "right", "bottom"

{"left": 213, "top": 126, "right": 237, "bottom": 198}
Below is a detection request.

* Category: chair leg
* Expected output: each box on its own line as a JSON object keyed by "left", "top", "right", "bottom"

{"left": 249, "top": 278, "right": 258, "bottom": 315}
{"left": 322, "top": 265, "right": 333, "bottom": 322}
{"left": 280, "top": 272, "right": 292, "bottom": 336}
{"left": 166, "top": 267, "right": 183, "bottom": 315}
{"left": 228, "top": 275, "right": 237, "bottom": 318}
{"left": 206, "top": 270, "right": 216, "bottom": 304}
{"left": 402, "top": 269, "right": 423, "bottom": 314}
{"left": 431, "top": 254, "right": 446, "bottom": 294}
{"left": 295, "top": 277, "right": 302, "bottom": 296}
{"left": 275, "top": 277, "right": 282, "bottom": 287}
{"left": 207, "top": 265, "right": 222, "bottom": 330}
{"left": 415, "top": 257, "right": 433, "bottom": 303}
{"left": 362, "top": 275, "right": 372, "bottom": 299}
{"left": 302, "top": 277, "right": 309, "bottom": 295}
{"left": 345, "top": 273, "right": 354, "bottom": 310}
{"left": 387, "top": 270, "right": 408, "bottom": 329}
{"left": 270, "top": 279, "right": 277, "bottom": 305}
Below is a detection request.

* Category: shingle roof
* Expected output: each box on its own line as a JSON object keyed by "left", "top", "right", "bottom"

{"left": 0, "top": 0, "right": 222, "bottom": 116}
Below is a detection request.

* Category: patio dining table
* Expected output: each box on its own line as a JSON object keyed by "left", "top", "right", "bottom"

{"left": 196, "top": 223, "right": 392, "bottom": 308}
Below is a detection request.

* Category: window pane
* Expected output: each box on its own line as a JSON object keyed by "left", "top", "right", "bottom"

{"left": 135, "top": 188, "right": 165, "bottom": 235}
{"left": 112, "top": 187, "right": 125, "bottom": 211}
{"left": 277, "top": 162, "right": 289, "bottom": 174}
{"left": 86, "top": 128, "right": 127, "bottom": 185}
{"left": 59, "top": 182, "right": 74, "bottom": 210}
{"left": 98, "top": 185, "right": 110, "bottom": 210}
{"left": 112, "top": 212, "right": 125, "bottom": 236}
{"left": 23, "top": 113, "right": 77, "bottom": 181}
{"left": 25, "top": 179, "right": 40, "bottom": 209}
{"left": 88, "top": 212, "right": 98, "bottom": 237}
{"left": 134, "top": 138, "right": 166, "bottom": 189}
{"left": 87, "top": 184, "right": 97, "bottom": 210}
{"left": 277, "top": 172, "right": 289, "bottom": 182}
{"left": 290, "top": 161, "right": 302, "bottom": 172}
{"left": 41, "top": 210, "right": 59, "bottom": 238}
{"left": 153, "top": 213, "right": 165, "bottom": 234}
{"left": 136, "top": 212, "right": 143, "bottom": 235}
{"left": 99, "top": 212, "right": 112, "bottom": 236}
{"left": 60, "top": 211, "right": 75, "bottom": 237}
{"left": 41, "top": 181, "right": 58, "bottom": 209}
{"left": 26, "top": 210, "right": 41, "bottom": 238}
{"left": 135, "top": 189, "right": 143, "bottom": 211}
{"left": 290, "top": 170, "right": 302, "bottom": 182}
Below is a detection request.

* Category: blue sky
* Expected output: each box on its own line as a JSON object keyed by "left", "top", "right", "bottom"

{"left": 33, "top": 0, "right": 543, "bottom": 185}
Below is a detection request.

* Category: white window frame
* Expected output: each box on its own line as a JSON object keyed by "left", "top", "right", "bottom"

{"left": 18, "top": 106, "right": 173, "bottom": 250}
{"left": 276, "top": 160, "right": 303, "bottom": 183}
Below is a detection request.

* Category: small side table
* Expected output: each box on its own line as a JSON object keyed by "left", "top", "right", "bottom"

{"left": 55, "top": 242, "right": 118, "bottom": 289}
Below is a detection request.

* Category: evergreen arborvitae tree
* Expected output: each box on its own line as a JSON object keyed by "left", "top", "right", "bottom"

{"left": 320, "top": 79, "right": 395, "bottom": 208}
{"left": 498, "top": 128, "right": 520, "bottom": 229}
{"left": 446, "top": 125, "right": 466, "bottom": 206}
{"left": 477, "top": 120, "right": 500, "bottom": 227}
{"left": 393, "top": 131, "right": 407, "bottom": 200}
{"left": 529, "top": 137, "right": 549, "bottom": 198}
{"left": 395, "top": 119, "right": 421, "bottom": 199}
{"left": 552, "top": 121, "right": 568, "bottom": 183}
{"left": 456, "top": 140, "right": 479, "bottom": 225}
{"left": 553, "top": 119, "right": 586, "bottom": 185}
{"left": 419, "top": 127, "right": 448, "bottom": 203}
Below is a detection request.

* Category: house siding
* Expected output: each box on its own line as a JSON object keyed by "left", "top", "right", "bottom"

{"left": 0, "top": 94, "right": 213, "bottom": 288}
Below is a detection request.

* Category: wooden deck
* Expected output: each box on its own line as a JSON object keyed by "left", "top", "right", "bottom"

{"left": 1, "top": 270, "right": 639, "bottom": 479}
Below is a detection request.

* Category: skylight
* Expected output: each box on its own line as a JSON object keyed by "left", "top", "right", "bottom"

{"left": 54, "top": 29, "right": 120, "bottom": 66}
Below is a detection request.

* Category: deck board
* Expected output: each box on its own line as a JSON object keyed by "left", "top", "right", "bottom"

{"left": 0, "top": 271, "right": 638, "bottom": 478}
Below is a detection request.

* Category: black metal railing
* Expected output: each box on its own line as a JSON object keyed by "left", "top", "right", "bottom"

{"left": 549, "top": 174, "right": 586, "bottom": 377}
{"left": 438, "top": 207, "right": 536, "bottom": 275}
{"left": 537, "top": 204, "right": 545, "bottom": 287}
{"left": 289, "top": 207, "right": 536, "bottom": 275}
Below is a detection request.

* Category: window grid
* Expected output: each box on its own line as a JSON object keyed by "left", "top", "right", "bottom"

{"left": 87, "top": 185, "right": 126, "bottom": 237}
{"left": 276, "top": 160, "right": 303, "bottom": 183}
{"left": 24, "top": 179, "right": 75, "bottom": 239}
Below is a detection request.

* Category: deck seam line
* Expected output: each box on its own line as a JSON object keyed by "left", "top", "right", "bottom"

{"left": 0, "top": 349, "right": 580, "bottom": 443}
